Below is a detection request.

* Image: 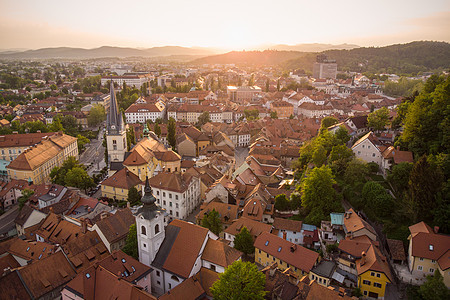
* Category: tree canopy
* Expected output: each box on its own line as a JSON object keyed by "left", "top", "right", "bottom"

{"left": 122, "top": 224, "right": 138, "bottom": 260}
{"left": 210, "top": 261, "right": 267, "bottom": 300}
{"left": 201, "top": 209, "right": 222, "bottom": 236}
{"left": 87, "top": 104, "right": 106, "bottom": 126}
{"left": 367, "top": 107, "right": 389, "bottom": 131}
{"left": 167, "top": 117, "right": 176, "bottom": 149}
{"left": 234, "top": 226, "right": 254, "bottom": 255}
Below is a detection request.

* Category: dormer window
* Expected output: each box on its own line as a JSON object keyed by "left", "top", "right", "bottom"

{"left": 429, "top": 245, "right": 434, "bottom": 251}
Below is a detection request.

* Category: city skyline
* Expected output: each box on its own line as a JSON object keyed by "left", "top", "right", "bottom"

{"left": 1, "top": 0, "right": 449, "bottom": 51}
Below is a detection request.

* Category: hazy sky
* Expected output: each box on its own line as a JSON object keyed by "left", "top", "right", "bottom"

{"left": 1, "top": 0, "right": 449, "bottom": 50}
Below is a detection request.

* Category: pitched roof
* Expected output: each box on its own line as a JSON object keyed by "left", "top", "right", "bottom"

{"left": 101, "top": 168, "right": 143, "bottom": 190}
{"left": 153, "top": 219, "right": 210, "bottom": 279}
{"left": 409, "top": 221, "right": 433, "bottom": 236}
{"left": 201, "top": 239, "right": 242, "bottom": 268}
{"left": 159, "top": 275, "right": 206, "bottom": 300}
{"left": 273, "top": 218, "right": 303, "bottom": 232}
{"left": 196, "top": 201, "right": 239, "bottom": 225}
{"left": 356, "top": 244, "right": 393, "bottom": 282}
{"left": 0, "top": 270, "right": 33, "bottom": 300}
{"left": 0, "top": 132, "right": 59, "bottom": 148}
{"left": 94, "top": 208, "right": 135, "bottom": 244}
{"left": 17, "top": 251, "right": 77, "bottom": 299}
{"left": 0, "top": 253, "right": 20, "bottom": 273}
{"left": 64, "top": 264, "right": 156, "bottom": 300}
{"left": 147, "top": 172, "right": 195, "bottom": 193}
{"left": 224, "top": 217, "right": 272, "bottom": 239}
{"left": 7, "top": 133, "right": 77, "bottom": 171}
{"left": 254, "top": 232, "right": 319, "bottom": 273}
{"left": 387, "top": 239, "right": 406, "bottom": 261}
{"left": 343, "top": 208, "right": 376, "bottom": 237}
{"left": 410, "top": 231, "right": 450, "bottom": 262}
{"left": 7, "top": 238, "right": 56, "bottom": 262}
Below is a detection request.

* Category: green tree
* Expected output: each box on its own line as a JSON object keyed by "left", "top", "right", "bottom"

{"left": 387, "top": 162, "right": 413, "bottom": 196}
{"left": 419, "top": 270, "right": 450, "bottom": 300}
{"left": 167, "top": 117, "right": 177, "bottom": 149}
{"left": 61, "top": 115, "right": 79, "bottom": 136}
{"left": 234, "top": 226, "right": 254, "bottom": 255}
{"left": 335, "top": 127, "right": 351, "bottom": 144}
{"left": 321, "top": 116, "right": 339, "bottom": 129}
{"left": 65, "top": 167, "right": 95, "bottom": 193}
{"left": 197, "top": 111, "right": 211, "bottom": 127}
{"left": 210, "top": 261, "right": 266, "bottom": 300}
{"left": 301, "top": 166, "right": 340, "bottom": 225}
{"left": 201, "top": 209, "right": 222, "bottom": 236}
{"left": 48, "top": 116, "right": 64, "bottom": 132}
{"left": 311, "top": 144, "right": 327, "bottom": 167}
{"left": 154, "top": 122, "right": 161, "bottom": 138}
{"left": 362, "top": 181, "right": 394, "bottom": 218}
{"left": 77, "top": 134, "right": 90, "bottom": 153}
{"left": 270, "top": 111, "right": 278, "bottom": 119}
{"left": 344, "top": 159, "right": 369, "bottom": 185}
{"left": 407, "top": 156, "right": 443, "bottom": 223}
{"left": 329, "top": 144, "right": 354, "bottom": 175}
{"left": 122, "top": 224, "right": 138, "bottom": 259}
{"left": 274, "top": 194, "right": 290, "bottom": 211}
{"left": 126, "top": 126, "right": 136, "bottom": 151}
{"left": 18, "top": 189, "right": 34, "bottom": 210}
{"left": 128, "top": 187, "right": 141, "bottom": 205}
{"left": 367, "top": 107, "right": 390, "bottom": 131}
{"left": 87, "top": 104, "right": 106, "bottom": 126}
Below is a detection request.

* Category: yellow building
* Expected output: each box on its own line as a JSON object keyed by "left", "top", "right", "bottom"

{"left": 254, "top": 232, "right": 319, "bottom": 278}
{"left": 309, "top": 260, "right": 336, "bottom": 287}
{"left": 407, "top": 221, "right": 450, "bottom": 288}
{"left": 356, "top": 245, "right": 393, "bottom": 299}
{"left": 270, "top": 101, "right": 294, "bottom": 119}
{"left": 123, "top": 134, "right": 181, "bottom": 181}
{"left": 0, "top": 132, "right": 61, "bottom": 162}
{"left": 7, "top": 133, "right": 78, "bottom": 184}
{"left": 101, "top": 168, "right": 143, "bottom": 201}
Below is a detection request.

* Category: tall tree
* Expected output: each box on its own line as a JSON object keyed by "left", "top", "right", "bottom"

{"left": 167, "top": 117, "right": 177, "bottom": 150}
{"left": 87, "top": 104, "right": 106, "bottom": 126}
{"left": 274, "top": 194, "right": 290, "bottom": 211}
{"left": 154, "top": 122, "right": 161, "bottom": 138}
{"left": 197, "top": 112, "right": 211, "bottom": 127}
{"left": 210, "top": 261, "right": 267, "bottom": 300}
{"left": 321, "top": 116, "right": 339, "bottom": 129}
{"left": 234, "top": 226, "right": 254, "bottom": 255}
{"left": 407, "top": 156, "right": 443, "bottom": 223}
{"left": 301, "top": 165, "right": 340, "bottom": 225}
{"left": 367, "top": 107, "right": 390, "bottom": 131}
{"left": 387, "top": 162, "right": 413, "bottom": 196}
{"left": 122, "top": 224, "right": 138, "bottom": 260}
{"left": 419, "top": 270, "right": 450, "bottom": 300}
{"left": 128, "top": 187, "right": 141, "bottom": 205}
{"left": 18, "top": 189, "right": 34, "bottom": 210}
{"left": 201, "top": 209, "right": 222, "bottom": 236}
{"left": 65, "top": 167, "right": 95, "bottom": 193}
{"left": 362, "top": 181, "right": 394, "bottom": 219}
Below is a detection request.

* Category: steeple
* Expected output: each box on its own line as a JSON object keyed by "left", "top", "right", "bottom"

{"left": 141, "top": 176, "right": 156, "bottom": 206}
{"left": 106, "top": 80, "right": 124, "bottom": 135}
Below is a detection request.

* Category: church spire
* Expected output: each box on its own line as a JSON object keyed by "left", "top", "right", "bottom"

{"left": 106, "top": 79, "right": 124, "bottom": 135}
{"left": 141, "top": 176, "right": 157, "bottom": 206}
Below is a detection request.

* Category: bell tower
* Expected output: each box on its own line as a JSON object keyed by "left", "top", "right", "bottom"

{"left": 106, "top": 80, "right": 127, "bottom": 164}
{"left": 134, "top": 177, "right": 167, "bottom": 266}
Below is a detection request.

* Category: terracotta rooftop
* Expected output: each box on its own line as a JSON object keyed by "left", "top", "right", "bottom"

{"left": 147, "top": 171, "right": 195, "bottom": 193}
{"left": 273, "top": 218, "right": 303, "bottom": 233}
{"left": 201, "top": 239, "right": 242, "bottom": 268}
{"left": 387, "top": 239, "right": 406, "bottom": 261}
{"left": 94, "top": 208, "right": 135, "bottom": 244}
{"left": 101, "top": 168, "right": 143, "bottom": 190}
{"left": 224, "top": 217, "right": 272, "bottom": 239}
{"left": 255, "top": 232, "right": 319, "bottom": 273}
{"left": 196, "top": 201, "right": 239, "bottom": 225}
{"left": 356, "top": 244, "right": 393, "bottom": 282}
{"left": 0, "top": 132, "right": 59, "bottom": 148}
{"left": 8, "top": 238, "right": 57, "bottom": 262}
{"left": 343, "top": 208, "right": 376, "bottom": 238}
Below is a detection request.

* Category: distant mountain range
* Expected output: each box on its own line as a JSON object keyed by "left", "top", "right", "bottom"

{"left": 0, "top": 43, "right": 360, "bottom": 59}
{"left": 264, "top": 43, "right": 359, "bottom": 52}
{"left": 193, "top": 41, "right": 450, "bottom": 74}
{"left": 0, "top": 46, "right": 219, "bottom": 59}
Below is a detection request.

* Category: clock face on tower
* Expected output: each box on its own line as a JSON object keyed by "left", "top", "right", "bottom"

{"left": 111, "top": 125, "right": 116, "bottom": 130}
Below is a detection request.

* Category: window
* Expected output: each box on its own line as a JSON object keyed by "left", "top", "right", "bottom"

{"left": 155, "top": 224, "right": 160, "bottom": 234}
{"left": 169, "top": 202, "right": 172, "bottom": 207}
{"left": 157, "top": 191, "right": 160, "bottom": 195}
{"left": 430, "top": 268, "right": 435, "bottom": 273}
{"left": 169, "top": 193, "right": 172, "bottom": 199}
{"left": 156, "top": 270, "right": 160, "bottom": 277}
{"left": 175, "top": 195, "right": 178, "bottom": 200}
{"left": 363, "top": 291, "right": 368, "bottom": 296}
{"left": 163, "top": 192, "right": 166, "bottom": 197}
{"left": 372, "top": 153, "right": 376, "bottom": 157}
{"left": 374, "top": 282, "right": 382, "bottom": 288}
{"left": 371, "top": 272, "right": 375, "bottom": 277}
{"left": 266, "top": 253, "right": 269, "bottom": 258}
{"left": 176, "top": 203, "right": 179, "bottom": 208}
{"left": 176, "top": 212, "right": 179, "bottom": 217}
{"left": 431, "top": 260, "right": 436, "bottom": 263}
{"left": 210, "top": 264, "right": 216, "bottom": 271}
{"left": 376, "top": 273, "right": 380, "bottom": 278}
{"left": 419, "top": 257, "right": 424, "bottom": 261}
{"left": 170, "top": 275, "right": 179, "bottom": 282}
{"left": 168, "top": 283, "right": 171, "bottom": 289}
{"left": 362, "top": 280, "right": 371, "bottom": 285}
{"left": 163, "top": 200, "right": 166, "bottom": 205}
{"left": 141, "top": 226, "right": 146, "bottom": 235}
{"left": 418, "top": 266, "right": 423, "bottom": 271}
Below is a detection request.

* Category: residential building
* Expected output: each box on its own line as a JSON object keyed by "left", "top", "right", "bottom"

{"left": 6, "top": 133, "right": 78, "bottom": 184}
{"left": 101, "top": 75, "right": 151, "bottom": 89}
{"left": 92, "top": 208, "right": 135, "bottom": 252}
{"left": 223, "top": 217, "right": 272, "bottom": 247}
{"left": 254, "top": 231, "right": 319, "bottom": 277}
{"left": 0, "top": 132, "right": 60, "bottom": 162}
{"left": 408, "top": 221, "right": 450, "bottom": 287}
{"left": 14, "top": 205, "right": 47, "bottom": 236}
{"left": 309, "top": 260, "right": 337, "bottom": 287}
{"left": 227, "top": 86, "right": 262, "bottom": 103}
{"left": 125, "top": 102, "right": 165, "bottom": 123}
{"left": 201, "top": 238, "right": 242, "bottom": 273}
{"left": 101, "top": 168, "right": 143, "bottom": 201}
{"left": 148, "top": 171, "right": 201, "bottom": 220}
{"left": 270, "top": 101, "right": 294, "bottom": 119}
{"left": 273, "top": 218, "right": 303, "bottom": 244}
{"left": 196, "top": 201, "right": 239, "bottom": 233}
{"left": 0, "top": 179, "right": 29, "bottom": 209}
{"left": 343, "top": 209, "right": 377, "bottom": 241}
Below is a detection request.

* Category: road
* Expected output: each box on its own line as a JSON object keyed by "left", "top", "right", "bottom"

{"left": 79, "top": 126, "right": 106, "bottom": 176}
{"left": 0, "top": 205, "right": 19, "bottom": 236}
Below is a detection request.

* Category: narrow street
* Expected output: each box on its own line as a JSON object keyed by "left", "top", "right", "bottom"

{"left": 79, "top": 126, "right": 106, "bottom": 176}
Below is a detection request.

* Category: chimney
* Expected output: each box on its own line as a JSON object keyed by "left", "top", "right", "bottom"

{"left": 290, "top": 245, "right": 297, "bottom": 252}
{"left": 283, "top": 232, "right": 287, "bottom": 240}
{"left": 434, "top": 226, "right": 439, "bottom": 234}
{"left": 49, "top": 207, "right": 54, "bottom": 213}
{"left": 81, "top": 218, "right": 87, "bottom": 234}
{"left": 360, "top": 251, "right": 366, "bottom": 266}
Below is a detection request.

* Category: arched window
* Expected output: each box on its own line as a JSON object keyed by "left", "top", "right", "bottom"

{"left": 141, "top": 226, "right": 146, "bottom": 236}
{"left": 170, "top": 275, "right": 179, "bottom": 282}
{"left": 155, "top": 224, "right": 160, "bottom": 234}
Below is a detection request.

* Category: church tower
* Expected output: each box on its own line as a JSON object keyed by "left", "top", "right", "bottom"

{"left": 106, "top": 81, "right": 127, "bottom": 163}
{"left": 134, "top": 177, "right": 167, "bottom": 266}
